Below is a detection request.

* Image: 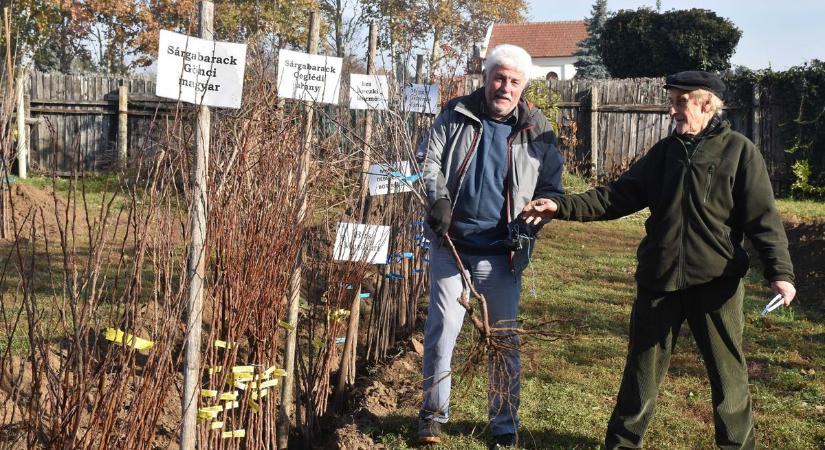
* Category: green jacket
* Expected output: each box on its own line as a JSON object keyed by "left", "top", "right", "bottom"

{"left": 554, "top": 120, "right": 794, "bottom": 292}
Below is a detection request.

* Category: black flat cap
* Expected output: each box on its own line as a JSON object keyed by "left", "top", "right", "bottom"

{"left": 664, "top": 70, "right": 726, "bottom": 98}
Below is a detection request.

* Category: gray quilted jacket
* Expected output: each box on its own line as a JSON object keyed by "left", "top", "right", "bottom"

{"left": 418, "top": 88, "right": 565, "bottom": 223}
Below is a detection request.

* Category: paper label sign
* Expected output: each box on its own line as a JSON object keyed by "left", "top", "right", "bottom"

{"left": 333, "top": 223, "right": 391, "bottom": 265}
{"left": 368, "top": 161, "right": 413, "bottom": 196}
{"left": 155, "top": 30, "right": 247, "bottom": 109}
{"left": 277, "top": 49, "right": 343, "bottom": 104}
{"left": 350, "top": 74, "right": 389, "bottom": 110}
{"left": 403, "top": 84, "right": 440, "bottom": 114}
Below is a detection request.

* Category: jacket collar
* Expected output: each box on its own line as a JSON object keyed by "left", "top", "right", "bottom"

{"left": 454, "top": 88, "right": 534, "bottom": 129}
{"left": 672, "top": 116, "right": 731, "bottom": 146}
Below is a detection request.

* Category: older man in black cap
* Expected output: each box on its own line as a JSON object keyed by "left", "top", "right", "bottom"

{"left": 521, "top": 70, "right": 796, "bottom": 449}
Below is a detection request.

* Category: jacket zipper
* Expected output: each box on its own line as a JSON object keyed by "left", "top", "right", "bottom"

{"left": 703, "top": 164, "right": 716, "bottom": 203}
{"left": 452, "top": 127, "right": 481, "bottom": 203}
{"left": 678, "top": 139, "right": 704, "bottom": 289}
{"left": 505, "top": 124, "right": 534, "bottom": 221}
{"left": 504, "top": 125, "right": 533, "bottom": 271}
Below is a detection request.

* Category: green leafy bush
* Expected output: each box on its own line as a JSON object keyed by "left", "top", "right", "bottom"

{"left": 524, "top": 80, "right": 561, "bottom": 135}
{"left": 728, "top": 60, "right": 825, "bottom": 198}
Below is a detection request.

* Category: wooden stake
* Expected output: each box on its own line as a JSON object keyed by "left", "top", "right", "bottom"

{"left": 16, "top": 69, "right": 27, "bottom": 179}
{"left": 117, "top": 82, "right": 128, "bottom": 169}
{"left": 3, "top": 7, "right": 13, "bottom": 240}
{"left": 415, "top": 54, "right": 424, "bottom": 84}
{"left": 356, "top": 22, "right": 379, "bottom": 211}
{"left": 332, "top": 22, "right": 379, "bottom": 413}
{"left": 180, "top": 2, "right": 213, "bottom": 449}
{"left": 590, "top": 83, "right": 599, "bottom": 181}
{"left": 278, "top": 10, "right": 319, "bottom": 449}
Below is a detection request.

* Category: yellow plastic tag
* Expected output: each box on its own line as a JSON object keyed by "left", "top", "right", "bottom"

{"left": 223, "top": 401, "right": 240, "bottom": 411}
{"left": 200, "top": 389, "right": 218, "bottom": 398}
{"left": 104, "top": 328, "right": 154, "bottom": 350}
{"left": 214, "top": 339, "right": 234, "bottom": 349}
{"left": 251, "top": 389, "right": 269, "bottom": 400}
{"left": 218, "top": 392, "right": 238, "bottom": 401}
{"left": 231, "top": 366, "right": 255, "bottom": 374}
{"left": 253, "top": 372, "right": 271, "bottom": 381}
{"left": 227, "top": 372, "right": 254, "bottom": 384}
{"left": 197, "top": 410, "right": 219, "bottom": 420}
{"left": 264, "top": 366, "right": 287, "bottom": 378}
{"left": 210, "top": 421, "right": 224, "bottom": 430}
{"left": 222, "top": 429, "right": 245, "bottom": 438}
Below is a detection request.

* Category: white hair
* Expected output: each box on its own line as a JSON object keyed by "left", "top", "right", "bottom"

{"left": 689, "top": 89, "right": 725, "bottom": 116}
{"left": 484, "top": 44, "right": 532, "bottom": 78}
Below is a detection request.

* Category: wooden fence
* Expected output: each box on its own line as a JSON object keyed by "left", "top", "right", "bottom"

{"left": 15, "top": 72, "right": 796, "bottom": 191}
{"left": 549, "top": 77, "right": 792, "bottom": 192}
{"left": 22, "top": 71, "right": 177, "bottom": 174}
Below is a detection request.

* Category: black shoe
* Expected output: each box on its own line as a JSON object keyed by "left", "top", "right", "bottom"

{"left": 489, "top": 433, "right": 517, "bottom": 449}
{"left": 417, "top": 418, "right": 442, "bottom": 445}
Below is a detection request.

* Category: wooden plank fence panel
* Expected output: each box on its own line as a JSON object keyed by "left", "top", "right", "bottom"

{"left": 547, "top": 76, "right": 794, "bottom": 187}
{"left": 26, "top": 71, "right": 178, "bottom": 174}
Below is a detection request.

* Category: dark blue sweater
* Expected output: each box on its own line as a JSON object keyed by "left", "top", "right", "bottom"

{"left": 450, "top": 115, "right": 515, "bottom": 253}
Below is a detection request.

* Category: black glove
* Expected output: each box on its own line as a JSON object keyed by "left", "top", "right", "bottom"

{"left": 426, "top": 198, "right": 452, "bottom": 237}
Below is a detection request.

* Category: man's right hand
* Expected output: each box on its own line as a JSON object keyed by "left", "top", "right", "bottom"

{"left": 426, "top": 198, "right": 452, "bottom": 237}
{"left": 521, "top": 198, "right": 558, "bottom": 225}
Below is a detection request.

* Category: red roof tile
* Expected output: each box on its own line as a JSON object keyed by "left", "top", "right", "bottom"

{"left": 487, "top": 21, "right": 588, "bottom": 58}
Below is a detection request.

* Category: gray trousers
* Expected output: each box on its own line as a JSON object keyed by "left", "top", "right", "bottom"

{"left": 420, "top": 238, "right": 522, "bottom": 436}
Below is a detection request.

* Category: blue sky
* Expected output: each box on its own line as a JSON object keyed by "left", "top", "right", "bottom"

{"left": 529, "top": 0, "right": 823, "bottom": 70}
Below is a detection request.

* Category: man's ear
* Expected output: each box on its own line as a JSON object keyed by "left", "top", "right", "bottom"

{"left": 702, "top": 100, "right": 713, "bottom": 113}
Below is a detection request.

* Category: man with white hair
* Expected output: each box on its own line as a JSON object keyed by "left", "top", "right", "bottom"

{"left": 521, "top": 70, "right": 796, "bottom": 449}
{"left": 417, "top": 44, "right": 565, "bottom": 448}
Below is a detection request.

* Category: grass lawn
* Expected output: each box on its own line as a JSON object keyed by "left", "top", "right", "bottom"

{"left": 366, "top": 178, "right": 825, "bottom": 449}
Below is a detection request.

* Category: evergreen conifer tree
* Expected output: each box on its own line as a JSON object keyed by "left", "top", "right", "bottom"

{"left": 573, "top": 0, "right": 611, "bottom": 79}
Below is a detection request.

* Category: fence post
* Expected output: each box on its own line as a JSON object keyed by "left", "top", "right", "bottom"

{"left": 590, "top": 83, "right": 599, "bottom": 181}
{"left": 117, "top": 82, "right": 128, "bottom": 169}
{"left": 751, "top": 83, "right": 761, "bottom": 150}
{"left": 180, "top": 1, "right": 213, "bottom": 449}
{"left": 278, "top": 10, "right": 319, "bottom": 450}
{"left": 16, "top": 69, "right": 27, "bottom": 179}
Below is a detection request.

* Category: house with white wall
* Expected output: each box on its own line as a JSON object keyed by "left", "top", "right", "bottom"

{"left": 481, "top": 21, "right": 588, "bottom": 80}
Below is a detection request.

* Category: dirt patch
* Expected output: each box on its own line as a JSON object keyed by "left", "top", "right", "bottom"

{"left": 321, "top": 339, "right": 423, "bottom": 449}
{"left": 782, "top": 218, "right": 825, "bottom": 309}
{"left": 357, "top": 355, "right": 420, "bottom": 418}
{"left": 744, "top": 216, "right": 824, "bottom": 311}
{"left": 8, "top": 184, "right": 82, "bottom": 240}
{"left": 330, "top": 423, "right": 382, "bottom": 450}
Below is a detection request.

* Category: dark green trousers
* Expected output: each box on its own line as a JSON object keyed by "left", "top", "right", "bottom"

{"left": 605, "top": 277, "right": 755, "bottom": 450}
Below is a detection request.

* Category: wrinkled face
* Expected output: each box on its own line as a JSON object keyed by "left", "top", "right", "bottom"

{"left": 668, "top": 89, "right": 711, "bottom": 135}
{"left": 484, "top": 64, "right": 527, "bottom": 120}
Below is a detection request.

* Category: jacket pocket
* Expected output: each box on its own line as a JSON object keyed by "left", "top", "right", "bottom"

{"left": 703, "top": 164, "right": 716, "bottom": 203}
